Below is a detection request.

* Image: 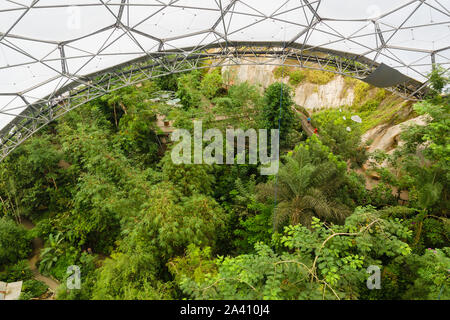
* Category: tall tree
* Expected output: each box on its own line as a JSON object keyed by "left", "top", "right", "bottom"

{"left": 261, "top": 82, "right": 295, "bottom": 144}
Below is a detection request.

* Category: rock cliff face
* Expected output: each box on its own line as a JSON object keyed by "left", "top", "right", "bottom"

{"left": 360, "top": 115, "right": 429, "bottom": 192}
{"left": 222, "top": 63, "right": 354, "bottom": 112}
{"left": 221, "top": 62, "right": 428, "bottom": 196}
{"left": 223, "top": 62, "right": 278, "bottom": 89}
{"left": 362, "top": 115, "right": 429, "bottom": 154}
{"left": 293, "top": 76, "right": 354, "bottom": 111}
{"left": 221, "top": 62, "right": 426, "bottom": 156}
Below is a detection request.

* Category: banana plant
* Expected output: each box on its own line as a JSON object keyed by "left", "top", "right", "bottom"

{"left": 39, "top": 232, "right": 64, "bottom": 273}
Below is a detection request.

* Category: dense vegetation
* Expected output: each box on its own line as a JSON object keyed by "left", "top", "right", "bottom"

{"left": 0, "top": 66, "right": 448, "bottom": 300}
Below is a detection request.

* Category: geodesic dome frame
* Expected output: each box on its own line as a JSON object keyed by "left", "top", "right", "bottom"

{"left": 0, "top": 0, "right": 449, "bottom": 160}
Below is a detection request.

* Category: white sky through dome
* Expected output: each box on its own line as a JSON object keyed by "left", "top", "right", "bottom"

{"left": 0, "top": 0, "right": 449, "bottom": 130}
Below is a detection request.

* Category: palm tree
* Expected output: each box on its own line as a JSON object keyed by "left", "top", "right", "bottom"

{"left": 259, "top": 143, "right": 350, "bottom": 230}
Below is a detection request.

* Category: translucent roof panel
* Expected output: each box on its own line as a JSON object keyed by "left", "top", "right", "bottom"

{"left": 0, "top": 0, "right": 449, "bottom": 134}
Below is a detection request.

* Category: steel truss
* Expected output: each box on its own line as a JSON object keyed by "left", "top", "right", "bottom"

{"left": 0, "top": 41, "right": 430, "bottom": 160}
{"left": 0, "top": 0, "right": 448, "bottom": 160}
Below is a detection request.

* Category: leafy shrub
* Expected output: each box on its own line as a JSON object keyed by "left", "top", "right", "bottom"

{"left": 177, "top": 71, "right": 202, "bottom": 109}
{"left": 288, "top": 70, "right": 306, "bottom": 86}
{"left": 360, "top": 99, "right": 380, "bottom": 112}
{"left": 0, "top": 259, "right": 48, "bottom": 300}
{"left": 428, "top": 65, "right": 449, "bottom": 94}
{"left": 20, "top": 279, "right": 48, "bottom": 300}
{"left": 175, "top": 207, "right": 414, "bottom": 300}
{"left": 273, "top": 66, "right": 290, "bottom": 79}
{"left": 0, "top": 260, "right": 33, "bottom": 282}
{"left": 0, "top": 218, "right": 31, "bottom": 265}
{"left": 200, "top": 69, "right": 223, "bottom": 99}
{"left": 353, "top": 82, "right": 371, "bottom": 105}
{"left": 56, "top": 252, "right": 97, "bottom": 300}
{"left": 48, "top": 249, "right": 78, "bottom": 281}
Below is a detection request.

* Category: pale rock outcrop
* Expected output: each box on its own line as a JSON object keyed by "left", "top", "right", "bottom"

{"left": 361, "top": 115, "right": 430, "bottom": 178}
{"left": 293, "top": 76, "right": 354, "bottom": 110}
{"left": 362, "top": 115, "right": 429, "bottom": 154}
{"left": 223, "top": 62, "right": 282, "bottom": 89}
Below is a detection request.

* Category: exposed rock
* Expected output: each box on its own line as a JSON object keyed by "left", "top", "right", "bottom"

{"left": 362, "top": 115, "right": 429, "bottom": 154}
{"left": 293, "top": 76, "right": 354, "bottom": 111}
{"left": 361, "top": 115, "right": 430, "bottom": 175}
{"left": 222, "top": 60, "right": 281, "bottom": 89}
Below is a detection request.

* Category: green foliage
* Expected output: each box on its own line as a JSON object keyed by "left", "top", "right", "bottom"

{"left": 56, "top": 252, "right": 98, "bottom": 300}
{"left": 353, "top": 82, "right": 371, "bottom": 105}
{"left": 92, "top": 178, "right": 227, "bottom": 299}
{"left": 0, "top": 260, "right": 48, "bottom": 300}
{"left": 367, "top": 182, "right": 397, "bottom": 208}
{"left": 155, "top": 73, "right": 180, "bottom": 91}
{"left": 160, "top": 152, "right": 215, "bottom": 197}
{"left": 97, "top": 82, "right": 157, "bottom": 128}
{"left": 212, "top": 82, "right": 263, "bottom": 130}
{"left": 352, "top": 88, "right": 386, "bottom": 115}
{"left": 0, "top": 218, "right": 31, "bottom": 265}
{"left": 132, "top": 183, "right": 226, "bottom": 256}
{"left": 393, "top": 98, "right": 449, "bottom": 215}
{"left": 92, "top": 251, "right": 172, "bottom": 300}
{"left": 273, "top": 66, "right": 289, "bottom": 79}
{"left": 86, "top": 83, "right": 162, "bottom": 165}
{"left": 0, "top": 259, "right": 33, "bottom": 282}
{"left": 258, "top": 136, "right": 353, "bottom": 229}
{"left": 273, "top": 66, "right": 334, "bottom": 85}
{"left": 39, "top": 232, "right": 64, "bottom": 273}
{"left": 177, "top": 71, "right": 202, "bottom": 109}
{"left": 312, "top": 109, "right": 368, "bottom": 166}
{"left": 304, "top": 69, "right": 335, "bottom": 85}
{"left": 411, "top": 100, "right": 449, "bottom": 165}
{"left": 68, "top": 174, "right": 122, "bottom": 253}
{"left": 288, "top": 70, "right": 306, "bottom": 86}
{"left": 227, "top": 82, "right": 262, "bottom": 110}
{"left": 168, "top": 244, "right": 217, "bottom": 284}
{"left": 0, "top": 134, "right": 64, "bottom": 219}
{"left": 359, "top": 99, "right": 380, "bottom": 112}
{"left": 234, "top": 208, "right": 273, "bottom": 252}
{"left": 200, "top": 69, "right": 224, "bottom": 99}
{"left": 362, "top": 247, "right": 450, "bottom": 300}
{"left": 20, "top": 279, "right": 48, "bottom": 300}
{"left": 116, "top": 106, "right": 159, "bottom": 166}
{"left": 230, "top": 177, "right": 273, "bottom": 252}
{"left": 428, "top": 65, "right": 449, "bottom": 94}
{"left": 175, "top": 206, "right": 416, "bottom": 300}
{"left": 0, "top": 66, "right": 447, "bottom": 301}
{"left": 419, "top": 217, "right": 450, "bottom": 249}
{"left": 409, "top": 248, "right": 450, "bottom": 299}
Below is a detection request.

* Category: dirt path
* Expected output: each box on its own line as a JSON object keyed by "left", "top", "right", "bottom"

{"left": 21, "top": 218, "right": 60, "bottom": 297}
{"left": 297, "top": 112, "right": 315, "bottom": 137}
